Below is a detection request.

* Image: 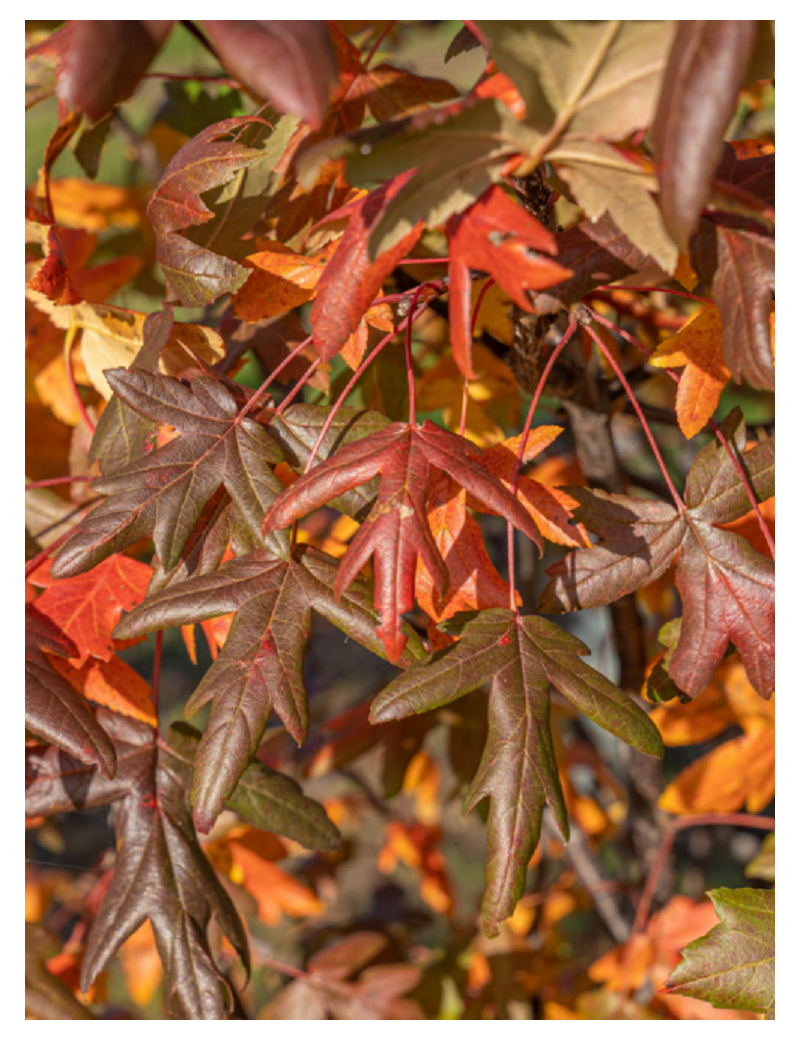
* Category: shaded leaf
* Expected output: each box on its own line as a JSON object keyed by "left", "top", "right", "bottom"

{"left": 268, "top": 403, "right": 390, "bottom": 521}
{"left": 25, "top": 601, "right": 116, "bottom": 777}
{"left": 652, "top": 22, "right": 758, "bottom": 249}
{"left": 200, "top": 21, "right": 338, "bottom": 128}
{"left": 51, "top": 369, "right": 288, "bottom": 577}
{"left": 114, "top": 546, "right": 423, "bottom": 832}
{"left": 664, "top": 888, "right": 775, "bottom": 1018}
{"left": 303, "top": 98, "right": 539, "bottom": 260}
{"left": 478, "top": 20, "right": 673, "bottom": 140}
{"left": 25, "top": 924, "right": 94, "bottom": 1021}
{"left": 552, "top": 140, "right": 677, "bottom": 273}
{"left": 147, "top": 116, "right": 278, "bottom": 307}
{"left": 370, "top": 609, "right": 661, "bottom": 935}
{"left": 539, "top": 410, "right": 775, "bottom": 697}
{"left": 25, "top": 712, "right": 249, "bottom": 1019}
{"left": 263, "top": 421, "right": 544, "bottom": 662}
{"left": 691, "top": 219, "right": 774, "bottom": 390}
{"left": 532, "top": 214, "right": 653, "bottom": 316}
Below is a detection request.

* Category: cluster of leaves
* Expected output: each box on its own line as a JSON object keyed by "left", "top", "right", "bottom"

{"left": 26, "top": 19, "right": 774, "bottom": 1020}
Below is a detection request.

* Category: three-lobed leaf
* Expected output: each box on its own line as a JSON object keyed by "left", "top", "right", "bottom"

{"left": 370, "top": 608, "right": 662, "bottom": 935}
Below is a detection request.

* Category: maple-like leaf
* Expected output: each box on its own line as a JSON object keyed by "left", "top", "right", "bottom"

{"left": 268, "top": 403, "right": 390, "bottom": 521}
{"left": 532, "top": 214, "right": 652, "bottom": 316}
{"left": 651, "top": 659, "right": 774, "bottom": 814}
{"left": 477, "top": 20, "right": 674, "bottom": 143}
{"left": 89, "top": 307, "right": 175, "bottom": 477}
{"left": 664, "top": 888, "right": 775, "bottom": 1019}
{"left": 302, "top": 98, "right": 540, "bottom": 260}
{"left": 309, "top": 171, "right": 422, "bottom": 362}
{"left": 147, "top": 116, "right": 285, "bottom": 307}
{"left": 51, "top": 369, "right": 289, "bottom": 578}
{"left": 29, "top": 553, "right": 152, "bottom": 666}
{"left": 445, "top": 185, "right": 571, "bottom": 378}
{"left": 650, "top": 304, "right": 731, "bottom": 438}
{"left": 262, "top": 421, "right": 545, "bottom": 662}
{"left": 25, "top": 601, "right": 116, "bottom": 778}
{"left": 25, "top": 712, "right": 250, "bottom": 1019}
{"left": 469, "top": 429, "right": 591, "bottom": 548}
{"left": 261, "top": 931, "right": 423, "bottom": 1020}
{"left": 232, "top": 241, "right": 330, "bottom": 322}
{"left": 551, "top": 140, "right": 677, "bottom": 274}
{"left": 651, "top": 22, "right": 759, "bottom": 250}
{"left": 691, "top": 217, "right": 774, "bottom": 391}
{"left": 24, "top": 294, "right": 224, "bottom": 401}
{"left": 114, "top": 546, "right": 423, "bottom": 832}
{"left": 370, "top": 609, "right": 662, "bottom": 936}
{"left": 539, "top": 410, "right": 775, "bottom": 698}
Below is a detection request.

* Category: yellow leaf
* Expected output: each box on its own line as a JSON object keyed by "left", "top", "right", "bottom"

{"left": 651, "top": 304, "right": 730, "bottom": 438}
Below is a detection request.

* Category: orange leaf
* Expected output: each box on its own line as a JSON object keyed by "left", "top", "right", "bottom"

{"left": 232, "top": 242, "right": 332, "bottom": 321}
{"left": 653, "top": 660, "right": 774, "bottom": 814}
{"left": 48, "top": 652, "right": 156, "bottom": 726}
{"left": 718, "top": 496, "right": 774, "bottom": 559}
{"left": 226, "top": 830, "right": 325, "bottom": 925}
{"left": 29, "top": 554, "right": 153, "bottom": 666}
{"left": 470, "top": 430, "right": 591, "bottom": 547}
{"left": 118, "top": 921, "right": 163, "bottom": 1009}
{"left": 415, "top": 469, "right": 514, "bottom": 639}
{"left": 651, "top": 304, "right": 730, "bottom": 438}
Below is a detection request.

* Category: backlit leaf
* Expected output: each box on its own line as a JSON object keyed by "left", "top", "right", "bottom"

{"left": 664, "top": 888, "right": 775, "bottom": 1018}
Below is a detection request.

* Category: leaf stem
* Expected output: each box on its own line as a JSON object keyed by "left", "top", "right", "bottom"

{"left": 708, "top": 417, "right": 775, "bottom": 560}
{"left": 152, "top": 631, "right": 163, "bottom": 741}
{"left": 364, "top": 21, "right": 397, "bottom": 68}
{"left": 405, "top": 284, "right": 429, "bottom": 426}
{"left": 582, "top": 322, "right": 685, "bottom": 511}
{"left": 621, "top": 811, "right": 775, "bottom": 1001}
{"left": 460, "top": 277, "right": 496, "bottom": 437}
{"left": 235, "top": 333, "right": 314, "bottom": 424}
{"left": 63, "top": 321, "right": 96, "bottom": 435}
{"left": 274, "top": 358, "right": 323, "bottom": 416}
{"left": 25, "top": 524, "right": 78, "bottom": 578}
{"left": 506, "top": 316, "right": 579, "bottom": 611}
{"left": 25, "top": 475, "right": 92, "bottom": 490}
{"left": 594, "top": 285, "right": 711, "bottom": 304}
{"left": 589, "top": 308, "right": 774, "bottom": 555}
{"left": 294, "top": 303, "right": 430, "bottom": 490}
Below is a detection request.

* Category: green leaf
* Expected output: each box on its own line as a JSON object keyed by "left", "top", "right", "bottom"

{"left": 223, "top": 753, "right": 342, "bottom": 852}
{"left": 300, "top": 98, "right": 539, "bottom": 259}
{"left": 370, "top": 608, "right": 661, "bottom": 936}
{"left": 664, "top": 888, "right": 775, "bottom": 1018}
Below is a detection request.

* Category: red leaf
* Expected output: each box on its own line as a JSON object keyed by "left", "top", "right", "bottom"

{"left": 311, "top": 171, "right": 422, "bottom": 362}
{"left": 446, "top": 186, "right": 571, "bottom": 377}
{"left": 29, "top": 554, "right": 153, "bottom": 667}
{"left": 263, "top": 421, "right": 543, "bottom": 662}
